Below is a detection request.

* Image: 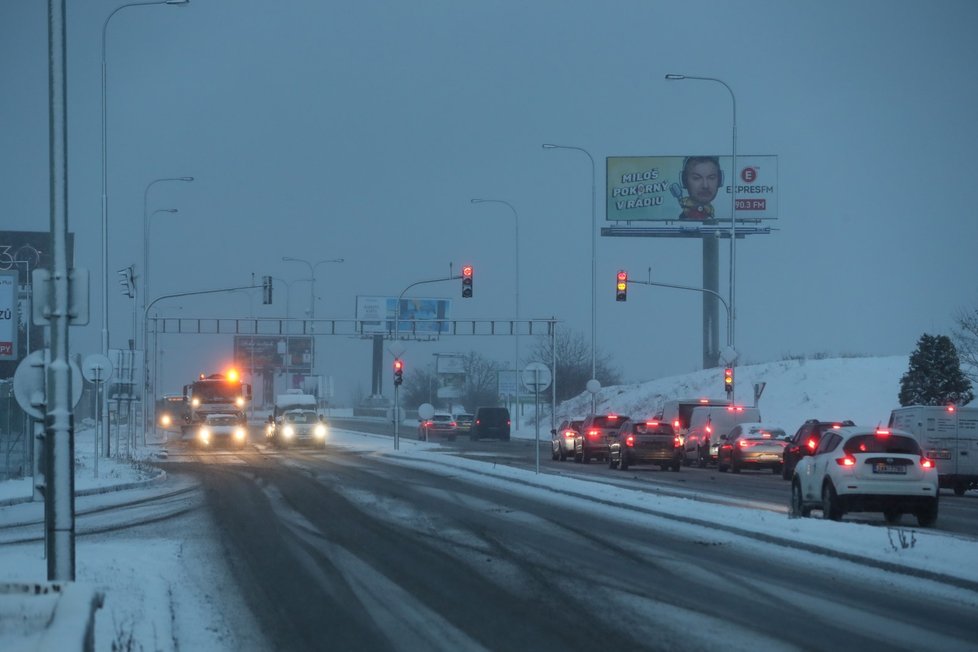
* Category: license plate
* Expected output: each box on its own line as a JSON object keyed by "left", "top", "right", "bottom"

{"left": 759, "top": 454, "right": 779, "bottom": 460}
{"left": 873, "top": 464, "right": 907, "bottom": 474}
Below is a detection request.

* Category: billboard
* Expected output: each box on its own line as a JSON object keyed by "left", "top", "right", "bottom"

{"left": 606, "top": 155, "right": 778, "bottom": 222}
{"left": 355, "top": 296, "right": 452, "bottom": 336}
{"left": 0, "top": 271, "right": 15, "bottom": 361}
{"left": 233, "top": 335, "right": 313, "bottom": 373}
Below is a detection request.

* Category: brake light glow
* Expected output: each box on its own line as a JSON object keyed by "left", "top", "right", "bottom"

{"left": 921, "top": 457, "right": 935, "bottom": 470}
{"left": 875, "top": 429, "right": 891, "bottom": 437}
{"left": 807, "top": 438, "right": 817, "bottom": 450}
{"left": 835, "top": 456, "right": 856, "bottom": 467}
{"left": 625, "top": 435, "right": 635, "bottom": 447}
{"left": 726, "top": 406, "right": 745, "bottom": 412}
{"left": 947, "top": 405, "right": 956, "bottom": 414}
{"left": 587, "top": 429, "right": 600, "bottom": 439}
{"left": 608, "top": 415, "right": 619, "bottom": 421}
{"left": 563, "top": 430, "right": 575, "bottom": 439}
{"left": 673, "top": 419, "right": 680, "bottom": 428}
{"left": 645, "top": 420, "right": 659, "bottom": 427}
{"left": 705, "top": 424, "right": 712, "bottom": 433}
{"left": 673, "top": 436, "right": 682, "bottom": 447}
{"left": 738, "top": 439, "right": 750, "bottom": 448}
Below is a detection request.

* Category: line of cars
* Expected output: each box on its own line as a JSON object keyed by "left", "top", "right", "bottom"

{"left": 551, "top": 398, "right": 972, "bottom": 528}
{"left": 417, "top": 407, "right": 511, "bottom": 441}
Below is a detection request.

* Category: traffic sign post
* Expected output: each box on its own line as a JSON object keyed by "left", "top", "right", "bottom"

{"left": 83, "top": 354, "right": 113, "bottom": 479}
{"left": 521, "top": 362, "right": 553, "bottom": 474}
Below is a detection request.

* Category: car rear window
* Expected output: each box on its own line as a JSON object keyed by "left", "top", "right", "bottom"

{"left": 745, "top": 428, "right": 786, "bottom": 440}
{"left": 633, "top": 422, "right": 675, "bottom": 436}
{"left": 432, "top": 415, "right": 453, "bottom": 423}
{"left": 844, "top": 435, "right": 920, "bottom": 455}
{"left": 593, "top": 415, "right": 628, "bottom": 428}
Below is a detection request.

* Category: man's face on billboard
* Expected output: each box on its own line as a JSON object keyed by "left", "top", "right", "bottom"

{"left": 686, "top": 161, "right": 721, "bottom": 204}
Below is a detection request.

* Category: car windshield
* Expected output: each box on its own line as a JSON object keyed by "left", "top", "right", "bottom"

{"left": 454, "top": 414, "right": 473, "bottom": 422}
{"left": 285, "top": 411, "right": 318, "bottom": 423}
{"left": 208, "top": 415, "right": 239, "bottom": 426}
{"left": 633, "top": 422, "right": 674, "bottom": 435}
{"left": 432, "top": 415, "right": 453, "bottom": 423}
{"left": 844, "top": 434, "right": 921, "bottom": 455}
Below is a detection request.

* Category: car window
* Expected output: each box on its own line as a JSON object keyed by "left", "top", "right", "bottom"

{"left": 844, "top": 435, "right": 920, "bottom": 455}
{"left": 432, "top": 415, "right": 452, "bottom": 423}
{"left": 746, "top": 427, "right": 785, "bottom": 440}
{"left": 814, "top": 433, "right": 840, "bottom": 455}
{"left": 591, "top": 415, "right": 628, "bottom": 428}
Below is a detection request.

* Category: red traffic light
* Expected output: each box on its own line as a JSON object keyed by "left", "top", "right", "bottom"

{"left": 462, "top": 265, "right": 473, "bottom": 298}
{"left": 393, "top": 359, "right": 403, "bottom": 371}
{"left": 462, "top": 265, "right": 473, "bottom": 278}
{"left": 616, "top": 270, "right": 628, "bottom": 301}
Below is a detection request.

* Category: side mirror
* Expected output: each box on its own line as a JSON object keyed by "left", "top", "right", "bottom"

{"left": 550, "top": 429, "right": 557, "bottom": 436}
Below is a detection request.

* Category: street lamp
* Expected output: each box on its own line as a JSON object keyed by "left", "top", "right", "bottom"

{"left": 470, "top": 198, "right": 520, "bottom": 431}
{"left": 279, "top": 259, "right": 342, "bottom": 393}
{"left": 142, "top": 176, "right": 193, "bottom": 347}
{"left": 101, "top": 0, "right": 190, "bottom": 360}
{"left": 665, "top": 73, "right": 738, "bottom": 378}
{"left": 542, "top": 143, "right": 597, "bottom": 414}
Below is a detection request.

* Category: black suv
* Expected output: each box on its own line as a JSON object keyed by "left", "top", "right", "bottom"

{"left": 472, "top": 407, "right": 511, "bottom": 441}
{"left": 782, "top": 419, "right": 855, "bottom": 479}
{"left": 575, "top": 413, "right": 630, "bottom": 463}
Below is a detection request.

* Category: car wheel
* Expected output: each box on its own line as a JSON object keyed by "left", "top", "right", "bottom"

{"left": 558, "top": 447, "right": 567, "bottom": 462}
{"left": 552, "top": 446, "right": 559, "bottom": 461}
{"left": 915, "top": 498, "right": 939, "bottom": 527}
{"left": 671, "top": 461, "right": 681, "bottom": 472}
{"left": 608, "top": 453, "right": 618, "bottom": 469}
{"left": 822, "top": 483, "right": 843, "bottom": 521}
{"left": 781, "top": 460, "right": 792, "bottom": 481}
{"left": 581, "top": 447, "right": 591, "bottom": 464}
{"left": 954, "top": 483, "right": 967, "bottom": 497}
{"left": 697, "top": 447, "right": 707, "bottom": 468}
{"left": 790, "top": 479, "right": 811, "bottom": 517}
{"left": 772, "top": 464, "right": 782, "bottom": 475}
{"left": 731, "top": 456, "right": 741, "bottom": 473}
{"left": 883, "top": 508, "right": 902, "bottom": 524}
{"left": 619, "top": 451, "right": 629, "bottom": 471}
{"left": 718, "top": 460, "right": 728, "bottom": 472}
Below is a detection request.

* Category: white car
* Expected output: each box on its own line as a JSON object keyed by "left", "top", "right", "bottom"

{"left": 790, "top": 425, "right": 938, "bottom": 526}
{"left": 197, "top": 412, "right": 249, "bottom": 449}
{"left": 274, "top": 409, "right": 328, "bottom": 447}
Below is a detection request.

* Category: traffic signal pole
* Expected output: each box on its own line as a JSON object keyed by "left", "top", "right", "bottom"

{"left": 624, "top": 271, "right": 736, "bottom": 401}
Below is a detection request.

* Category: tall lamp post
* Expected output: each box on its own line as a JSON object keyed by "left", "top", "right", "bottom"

{"left": 101, "top": 0, "right": 190, "bottom": 360}
{"left": 470, "top": 198, "right": 520, "bottom": 431}
{"left": 542, "top": 143, "right": 597, "bottom": 414}
{"left": 280, "top": 258, "right": 343, "bottom": 395}
{"left": 142, "top": 176, "right": 192, "bottom": 345}
{"left": 665, "top": 73, "right": 738, "bottom": 381}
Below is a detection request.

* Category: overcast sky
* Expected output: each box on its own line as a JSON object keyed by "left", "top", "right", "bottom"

{"left": 3, "top": 0, "right": 977, "bottom": 403}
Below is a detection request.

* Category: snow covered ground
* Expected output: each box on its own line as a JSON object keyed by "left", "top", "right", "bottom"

{"left": 1, "top": 354, "right": 976, "bottom": 651}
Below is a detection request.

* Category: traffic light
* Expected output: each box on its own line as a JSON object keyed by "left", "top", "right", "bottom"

{"left": 724, "top": 367, "right": 734, "bottom": 394}
{"left": 117, "top": 266, "right": 134, "bottom": 298}
{"left": 262, "top": 275, "right": 273, "bottom": 305}
{"left": 462, "top": 265, "right": 473, "bottom": 298}
{"left": 393, "top": 358, "right": 403, "bottom": 386}
{"left": 615, "top": 270, "right": 628, "bottom": 302}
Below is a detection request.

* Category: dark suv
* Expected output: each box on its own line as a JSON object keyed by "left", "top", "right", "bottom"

{"left": 575, "top": 413, "right": 629, "bottom": 463}
{"left": 609, "top": 418, "right": 681, "bottom": 471}
{"left": 782, "top": 419, "right": 855, "bottom": 479}
{"left": 472, "top": 407, "right": 511, "bottom": 441}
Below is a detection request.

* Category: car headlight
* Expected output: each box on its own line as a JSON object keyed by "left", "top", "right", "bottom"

{"left": 283, "top": 425, "right": 295, "bottom": 438}
{"left": 198, "top": 428, "right": 210, "bottom": 444}
{"left": 236, "top": 397, "right": 245, "bottom": 407}
{"left": 160, "top": 414, "right": 172, "bottom": 427}
{"left": 191, "top": 398, "right": 200, "bottom": 407}
{"left": 315, "top": 424, "right": 327, "bottom": 438}
{"left": 234, "top": 428, "right": 246, "bottom": 441}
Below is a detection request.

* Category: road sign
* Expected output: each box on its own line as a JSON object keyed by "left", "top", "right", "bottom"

{"left": 521, "top": 362, "right": 552, "bottom": 392}
{"left": 13, "top": 349, "right": 83, "bottom": 419}
{"left": 82, "top": 353, "right": 113, "bottom": 383}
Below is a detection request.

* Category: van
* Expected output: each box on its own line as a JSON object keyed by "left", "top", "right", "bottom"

{"left": 656, "top": 397, "right": 731, "bottom": 449}
{"left": 889, "top": 405, "right": 978, "bottom": 496}
{"left": 472, "top": 407, "right": 511, "bottom": 441}
{"left": 684, "top": 404, "right": 761, "bottom": 466}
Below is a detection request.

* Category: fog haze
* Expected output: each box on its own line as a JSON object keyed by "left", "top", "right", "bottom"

{"left": 3, "top": 0, "right": 977, "bottom": 401}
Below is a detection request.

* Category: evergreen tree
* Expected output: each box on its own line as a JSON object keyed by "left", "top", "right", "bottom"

{"left": 898, "top": 333, "right": 974, "bottom": 406}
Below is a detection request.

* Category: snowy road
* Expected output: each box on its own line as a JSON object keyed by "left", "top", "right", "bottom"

{"left": 155, "top": 438, "right": 978, "bottom": 652}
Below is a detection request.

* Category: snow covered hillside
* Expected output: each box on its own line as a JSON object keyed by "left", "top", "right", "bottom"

{"left": 555, "top": 355, "right": 928, "bottom": 430}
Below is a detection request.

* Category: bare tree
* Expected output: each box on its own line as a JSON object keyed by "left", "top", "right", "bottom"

{"left": 527, "top": 329, "right": 621, "bottom": 403}
{"left": 953, "top": 306, "right": 978, "bottom": 383}
{"left": 401, "top": 352, "right": 503, "bottom": 413}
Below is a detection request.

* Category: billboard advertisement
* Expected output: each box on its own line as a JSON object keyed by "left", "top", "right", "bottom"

{"left": 0, "top": 271, "right": 15, "bottom": 361}
{"left": 606, "top": 155, "right": 778, "bottom": 222}
{"left": 233, "top": 335, "right": 313, "bottom": 373}
{"left": 355, "top": 296, "right": 452, "bottom": 336}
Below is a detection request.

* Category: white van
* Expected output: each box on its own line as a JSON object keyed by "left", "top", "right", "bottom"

{"left": 656, "top": 397, "right": 732, "bottom": 447}
{"left": 684, "top": 405, "right": 761, "bottom": 466}
{"left": 888, "top": 405, "right": 978, "bottom": 496}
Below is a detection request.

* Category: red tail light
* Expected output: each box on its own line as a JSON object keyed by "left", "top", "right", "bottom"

{"left": 921, "top": 457, "right": 935, "bottom": 470}
{"left": 625, "top": 435, "right": 635, "bottom": 447}
{"left": 450, "top": 422, "right": 457, "bottom": 428}
{"left": 875, "top": 429, "right": 891, "bottom": 437}
{"left": 673, "top": 436, "right": 682, "bottom": 447}
{"left": 587, "top": 429, "right": 600, "bottom": 439}
{"left": 807, "top": 438, "right": 817, "bottom": 450}
{"left": 506, "top": 420, "right": 511, "bottom": 425}
{"left": 673, "top": 419, "right": 680, "bottom": 428}
{"left": 563, "top": 430, "right": 575, "bottom": 439}
{"left": 835, "top": 456, "right": 856, "bottom": 467}
{"left": 738, "top": 439, "right": 750, "bottom": 448}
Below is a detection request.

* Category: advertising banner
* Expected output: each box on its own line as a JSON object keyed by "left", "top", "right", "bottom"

{"left": 606, "top": 155, "right": 778, "bottom": 222}
{"left": 355, "top": 296, "right": 452, "bottom": 335}
{"left": 234, "top": 335, "right": 313, "bottom": 373}
{"left": 0, "top": 271, "right": 15, "bottom": 361}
